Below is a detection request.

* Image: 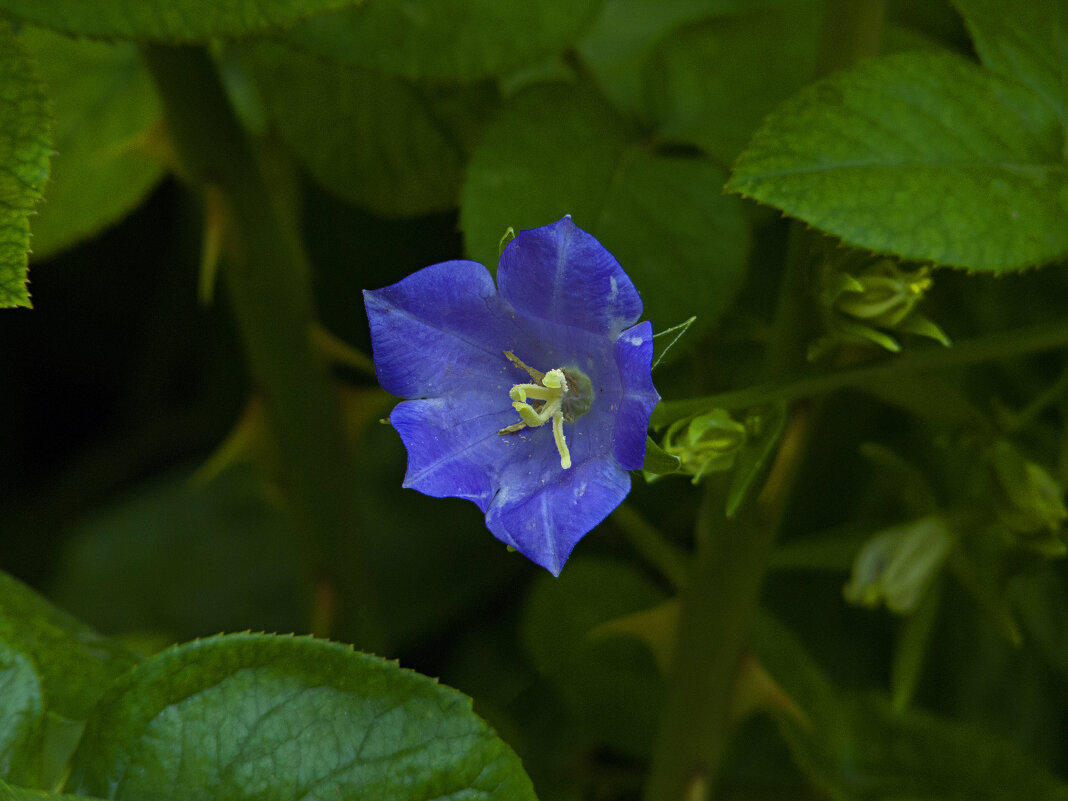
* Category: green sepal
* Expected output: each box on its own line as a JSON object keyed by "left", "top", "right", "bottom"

{"left": 643, "top": 435, "right": 682, "bottom": 477}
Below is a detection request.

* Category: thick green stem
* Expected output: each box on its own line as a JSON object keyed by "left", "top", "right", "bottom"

{"left": 645, "top": 6, "right": 886, "bottom": 797}
{"left": 644, "top": 407, "right": 811, "bottom": 801}
{"left": 141, "top": 46, "right": 384, "bottom": 650}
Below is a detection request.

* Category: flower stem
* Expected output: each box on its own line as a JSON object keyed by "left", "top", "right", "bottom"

{"left": 644, "top": 405, "right": 812, "bottom": 801}
{"left": 645, "top": 7, "right": 886, "bottom": 797}
{"left": 612, "top": 503, "right": 690, "bottom": 591}
{"left": 653, "top": 317, "right": 1068, "bottom": 426}
{"left": 141, "top": 45, "right": 385, "bottom": 651}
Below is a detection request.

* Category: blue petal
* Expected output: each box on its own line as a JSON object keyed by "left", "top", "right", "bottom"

{"left": 486, "top": 456, "right": 631, "bottom": 575}
{"left": 498, "top": 216, "right": 642, "bottom": 339}
{"left": 611, "top": 321, "right": 660, "bottom": 470}
{"left": 391, "top": 395, "right": 518, "bottom": 512}
{"left": 364, "top": 260, "right": 515, "bottom": 398}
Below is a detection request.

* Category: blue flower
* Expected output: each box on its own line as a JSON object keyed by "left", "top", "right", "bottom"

{"left": 363, "top": 216, "right": 659, "bottom": 575}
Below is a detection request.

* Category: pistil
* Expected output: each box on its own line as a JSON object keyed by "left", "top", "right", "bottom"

{"left": 498, "top": 351, "right": 590, "bottom": 470}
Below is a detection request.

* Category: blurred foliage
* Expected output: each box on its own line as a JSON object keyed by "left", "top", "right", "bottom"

{"left": 2, "top": 0, "right": 1068, "bottom": 799}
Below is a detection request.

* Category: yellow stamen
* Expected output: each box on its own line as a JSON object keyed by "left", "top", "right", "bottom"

{"left": 497, "top": 357, "right": 573, "bottom": 470}
{"left": 552, "top": 412, "right": 571, "bottom": 469}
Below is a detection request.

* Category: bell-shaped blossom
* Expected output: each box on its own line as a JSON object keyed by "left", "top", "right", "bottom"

{"left": 363, "top": 216, "right": 659, "bottom": 574}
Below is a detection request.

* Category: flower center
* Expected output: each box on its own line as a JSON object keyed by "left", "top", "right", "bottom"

{"left": 497, "top": 350, "right": 593, "bottom": 470}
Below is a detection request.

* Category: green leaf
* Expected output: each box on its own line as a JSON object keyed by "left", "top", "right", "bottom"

{"left": 48, "top": 465, "right": 305, "bottom": 641}
{"left": 0, "top": 25, "right": 51, "bottom": 308}
{"left": 521, "top": 557, "right": 666, "bottom": 756}
{"left": 0, "top": 641, "right": 43, "bottom": 786}
{"left": 285, "top": 0, "right": 602, "bottom": 82}
{"left": 0, "top": 0, "right": 365, "bottom": 43}
{"left": 68, "top": 633, "right": 537, "bottom": 801}
{"left": 0, "top": 780, "right": 108, "bottom": 801}
{"left": 954, "top": 0, "right": 1068, "bottom": 122}
{"left": 577, "top": 0, "right": 725, "bottom": 116}
{"left": 728, "top": 51, "right": 1068, "bottom": 272}
{"left": 461, "top": 83, "right": 750, "bottom": 340}
{"left": 251, "top": 43, "right": 495, "bottom": 217}
{"left": 0, "top": 571, "right": 138, "bottom": 722}
{"left": 18, "top": 28, "right": 165, "bottom": 260}
{"left": 643, "top": 1, "right": 821, "bottom": 165}
{"left": 751, "top": 613, "right": 1068, "bottom": 801}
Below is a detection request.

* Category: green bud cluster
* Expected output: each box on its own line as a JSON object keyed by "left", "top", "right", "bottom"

{"left": 809, "top": 258, "right": 950, "bottom": 360}
{"left": 662, "top": 408, "right": 748, "bottom": 484}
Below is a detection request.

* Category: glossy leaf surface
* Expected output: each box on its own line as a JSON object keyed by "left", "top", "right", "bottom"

{"left": 69, "top": 633, "right": 537, "bottom": 800}
{"left": 729, "top": 51, "right": 1067, "bottom": 271}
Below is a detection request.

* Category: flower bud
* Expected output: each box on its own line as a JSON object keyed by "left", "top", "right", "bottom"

{"left": 844, "top": 516, "right": 952, "bottom": 614}
{"left": 663, "top": 408, "right": 748, "bottom": 484}
{"left": 986, "top": 440, "right": 1068, "bottom": 554}
{"left": 809, "top": 258, "right": 950, "bottom": 359}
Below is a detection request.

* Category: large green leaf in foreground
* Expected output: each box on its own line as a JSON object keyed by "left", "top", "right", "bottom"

{"left": 461, "top": 83, "right": 749, "bottom": 341}
{"left": 728, "top": 51, "right": 1067, "bottom": 272}
{"left": 0, "top": 571, "right": 137, "bottom": 722}
{"left": 0, "top": 0, "right": 362, "bottom": 42}
{"left": 0, "top": 26, "right": 51, "bottom": 308}
{"left": 69, "top": 633, "right": 537, "bottom": 800}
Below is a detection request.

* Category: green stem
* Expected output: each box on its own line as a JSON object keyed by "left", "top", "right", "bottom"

{"left": 644, "top": 406, "right": 812, "bottom": 801}
{"left": 141, "top": 45, "right": 385, "bottom": 651}
{"left": 646, "top": 7, "right": 886, "bottom": 797}
{"left": 612, "top": 503, "right": 690, "bottom": 591}
{"left": 653, "top": 317, "right": 1068, "bottom": 426}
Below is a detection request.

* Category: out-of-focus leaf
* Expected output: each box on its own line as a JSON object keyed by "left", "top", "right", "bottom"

{"left": 49, "top": 465, "right": 305, "bottom": 641}
{"left": 68, "top": 633, "right": 537, "bottom": 801}
{"left": 643, "top": 2, "right": 821, "bottom": 165}
{"left": 354, "top": 421, "right": 526, "bottom": 651}
{"left": 19, "top": 28, "right": 164, "bottom": 260}
{"left": 728, "top": 51, "right": 1067, "bottom": 272}
{"left": 0, "top": 780, "right": 108, "bottom": 801}
{"left": 0, "top": 0, "right": 365, "bottom": 42}
{"left": 287, "top": 0, "right": 602, "bottom": 82}
{"left": 0, "top": 571, "right": 137, "bottom": 722}
{"left": 251, "top": 43, "right": 495, "bottom": 217}
{"left": 521, "top": 557, "right": 666, "bottom": 756}
{"left": 1008, "top": 567, "right": 1068, "bottom": 682}
{"left": 462, "top": 83, "right": 749, "bottom": 342}
{"left": 577, "top": 0, "right": 724, "bottom": 115}
{"left": 751, "top": 613, "right": 1068, "bottom": 801}
{"left": 0, "top": 26, "right": 50, "bottom": 308}
{"left": 954, "top": 0, "right": 1068, "bottom": 121}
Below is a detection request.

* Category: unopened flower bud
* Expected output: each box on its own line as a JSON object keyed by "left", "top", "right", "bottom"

{"left": 986, "top": 440, "right": 1068, "bottom": 554}
{"left": 810, "top": 258, "right": 950, "bottom": 359}
{"left": 844, "top": 516, "right": 952, "bottom": 614}
{"left": 663, "top": 408, "right": 748, "bottom": 484}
